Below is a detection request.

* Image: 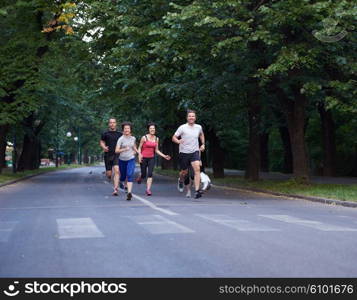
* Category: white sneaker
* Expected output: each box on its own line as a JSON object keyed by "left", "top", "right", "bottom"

{"left": 186, "top": 190, "right": 191, "bottom": 198}
{"left": 177, "top": 178, "right": 184, "bottom": 192}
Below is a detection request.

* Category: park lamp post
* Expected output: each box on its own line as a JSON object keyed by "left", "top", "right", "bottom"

{"left": 66, "top": 132, "right": 72, "bottom": 165}
{"left": 66, "top": 131, "right": 81, "bottom": 164}
{"left": 74, "top": 136, "right": 81, "bottom": 164}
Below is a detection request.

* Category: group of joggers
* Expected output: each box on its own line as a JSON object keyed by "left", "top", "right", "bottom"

{"left": 99, "top": 110, "right": 210, "bottom": 200}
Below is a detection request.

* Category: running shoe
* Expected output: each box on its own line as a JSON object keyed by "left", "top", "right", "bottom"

{"left": 127, "top": 192, "right": 132, "bottom": 201}
{"left": 177, "top": 178, "right": 184, "bottom": 192}
{"left": 146, "top": 189, "right": 152, "bottom": 196}
{"left": 194, "top": 190, "right": 203, "bottom": 199}
{"left": 186, "top": 189, "right": 191, "bottom": 198}
{"left": 119, "top": 182, "right": 125, "bottom": 189}
{"left": 112, "top": 188, "right": 118, "bottom": 196}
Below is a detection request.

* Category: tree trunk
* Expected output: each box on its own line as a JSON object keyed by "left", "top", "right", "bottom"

{"left": 352, "top": 144, "right": 357, "bottom": 177}
{"left": 278, "top": 126, "right": 293, "bottom": 173}
{"left": 1, "top": 139, "right": 7, "bottom": 169}
{"left": 318, "top": 101, "right": 336, "bottom": 176}
{"left": 207, "top": 128, "right": 225, "bottom": 178}
{"left": 17, "top": 134, "right": 41, "bottom": 171}
{"left": 70, "top": 152, "right": 76, "bottom": 164}
{"left": 17, "top": 114, "right": 45, "bottom": 171}
{"left": 284, "top": 89, "right": 310, "bottom": 182}
{"left": 161, "top": 136, "right": 179, "bottom": 170}
{"left": 260, "top": 132, "right": 269, "bottom": 172}
{"left": 270, "top": 85, "right": 293, "bottom": 174}
{"left": 0, "top": 125, "right": 9, "bottom": 173}
{"left": 83, "top": 149, "right": 89, "bottom": 164}
{"left": 245, "top": 93, "right": 261, "bottom": 181}
{"left": 200, "top": 148, "right": 208, "bottom": 173}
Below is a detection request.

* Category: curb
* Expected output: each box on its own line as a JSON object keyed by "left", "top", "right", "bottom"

{"left": 211, "top": 184, "right": 357, "bottom": 208}
{"left": 155, "top": 172, "right": 357, "bottom": 208}
{"left": 0, "top": 173, "right": 48, "bottom": 188}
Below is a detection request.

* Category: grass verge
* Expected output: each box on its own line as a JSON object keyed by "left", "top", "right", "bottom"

{"left": 155, "top": 168, "right": 357, "bottom": 202}
{"left": 0, "top": 164, "right": 93, "bottom": 185}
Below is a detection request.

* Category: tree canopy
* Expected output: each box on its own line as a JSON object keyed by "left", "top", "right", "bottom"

{"left": 1, "top": 0, "right": 356, "bottom": 180}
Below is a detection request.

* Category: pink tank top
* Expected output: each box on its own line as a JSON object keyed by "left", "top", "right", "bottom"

{"left": 141, "top": 136, "right": 157, "bottom": 158}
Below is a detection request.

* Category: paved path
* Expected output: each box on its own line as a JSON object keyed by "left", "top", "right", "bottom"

{"left": 0, "top": 166, "right": 357, "bottom": 277}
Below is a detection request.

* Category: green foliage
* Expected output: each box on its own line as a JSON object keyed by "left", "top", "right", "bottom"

{"left": 1, "top": 0, "right": 356, "bottom": 175}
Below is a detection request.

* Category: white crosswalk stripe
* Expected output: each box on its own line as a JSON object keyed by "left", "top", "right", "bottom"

{"left": 56, "top": 218, "right": 105, "bottom": 239}
{"left": 195, "top": 214, "right": 280, "bottom": 231}
{"left": 128, "top": 215, "right": 194, "bottom": 234}
{"left": 259, "top": 214, "right": 357, "bottom": 231}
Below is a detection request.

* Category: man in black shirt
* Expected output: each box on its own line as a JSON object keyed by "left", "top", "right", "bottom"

{"left": 100, "top": 118, "right": 122, "bottom": 195}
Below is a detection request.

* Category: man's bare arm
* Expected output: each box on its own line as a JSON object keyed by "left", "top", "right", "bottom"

{"left": 100, "top": 140, "right": 109, "bottom": 152}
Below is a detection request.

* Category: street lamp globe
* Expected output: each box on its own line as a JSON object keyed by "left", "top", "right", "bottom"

{"left": 66, "top": 132, "right": 72, "bottom": 137}
{"left": 74, "top": 137, "right": 78, "bottom": 142}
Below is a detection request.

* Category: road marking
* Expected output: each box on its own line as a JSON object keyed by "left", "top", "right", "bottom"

{"left": 259, "top": 215, "right": 357, "bottom": 231}
{"left": 129, "top": 215, "right": 194, "bottom": 234}
{"left": 0, "top": 221, "right": 17, "bottom": 242}
{"left": 120, "top": 189, "right": 178, "bottom": 216}
{"left": 56, "top": 218, "right": 105, "bottom": 239}
{"left": 196, "top": 214, "right": 279, "bottom": 231}
{"left": 0, "top": 203, "right": 156, "bottom": 210}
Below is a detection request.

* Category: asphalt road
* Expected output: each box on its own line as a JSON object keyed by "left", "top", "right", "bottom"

{"left": 0, "top": 166, "right": 357, "bottom": 277}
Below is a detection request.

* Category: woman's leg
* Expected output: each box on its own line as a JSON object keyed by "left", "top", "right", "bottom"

{"left": 126, "top": 159, "right": 136, "bottom": 193}
{"left": 119, "top": 159, "right": 128, "bottom": 185}
{"left": 140, "top": 158, "right": 148, "bottom": 179}
{"left": 127, "top": 182, "right": 133, "bottom": 194}
{"left": 146, "top": 158, "right": 155, "bottom": 191}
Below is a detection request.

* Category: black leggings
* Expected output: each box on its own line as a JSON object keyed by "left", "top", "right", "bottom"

{"left": 140, "top": 157, "right": 155, "bottom": 179}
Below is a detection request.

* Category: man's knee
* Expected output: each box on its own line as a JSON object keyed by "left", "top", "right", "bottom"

{"left": 191, "top": 162, "right": 200, "bottom": 172}
{"left": 180, "top": 169, "right": 188, "bottom": 176}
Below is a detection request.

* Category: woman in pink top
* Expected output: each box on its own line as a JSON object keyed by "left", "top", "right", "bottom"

{"left": 137, "top": 123, "right": 171, "bottom": 195}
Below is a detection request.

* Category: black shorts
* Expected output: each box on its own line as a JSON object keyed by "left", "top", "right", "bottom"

{"left": 179, "top": 151, "right": 200, "bottom": 171}
{"left": 104, "top": 153, "right": 119, "bottom": 171}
